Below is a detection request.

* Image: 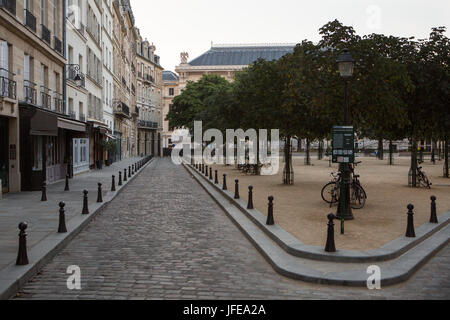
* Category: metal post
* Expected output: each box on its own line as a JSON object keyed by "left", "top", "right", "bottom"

{"left": 64, "top": 174, "right": 70, "bottom": 191}
{"left": 266, "top": 196, "right": 274, "bottom": 225}
{"left": 325, "top": 214, "right": 336, "bottom": 252}
{"left": 16, "top": 222, "right": 29, "bottom": 265}
{"left": 58, "top": 202, "right": 67, "bottom": 233}
{"left": 82, "top": 190, "right": 89, "bottom": 215}
{"left": 234, "top": 179, "right": 240, "bottom": 199}
{"left": 111, "top": 175, "right": 116, "bottom": 192}
{"left": 119, "top": 171, "right": 123, "bottom": 186}
{"left": 222, "top": 174, "right": 227, "bottom": 191}
{"left": 406, "top": 204, "right": 416, "bottom": 237}
{"left": 430, "top": 196, "right": 438, "bottom": 223}
{"left": 247, "top": 186, "right": 254, "bottom": 209}
{"left": 124, "top": 169, "right": 128, "bottom": 182}
{"left": 41, "top": 181, "right": 47, "bottom": 202}
{"left": 214, "top": 170, "right": 219, "bottom": 184}
{"left": 209, "top": 167, "right": 213, "bottom": 180}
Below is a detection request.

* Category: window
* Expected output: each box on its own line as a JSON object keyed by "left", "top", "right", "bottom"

{"left": 169, "top": 88, "right": 174, "bottom": 96}
{"left": 41, "top": 0, "right": 47, "bottom": 26}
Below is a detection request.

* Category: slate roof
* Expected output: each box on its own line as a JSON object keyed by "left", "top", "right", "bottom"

{"left": 162, "top": 71, "right": 179, "bottom": 82}
{"left": 188, "top": 44, "right": 296, "bottom": 66}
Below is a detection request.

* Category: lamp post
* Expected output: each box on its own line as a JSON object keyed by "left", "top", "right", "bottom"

{"left": 336, "top": 49, "right": 355, "bottom": 223}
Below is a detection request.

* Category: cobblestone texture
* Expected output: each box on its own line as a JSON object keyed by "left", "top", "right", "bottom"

{"left": 14, "top": 158, "right": 450, "bottom": 300}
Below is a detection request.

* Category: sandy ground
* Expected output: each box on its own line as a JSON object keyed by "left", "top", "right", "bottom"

{"left": 209, "top": 156, "right": 450, "bottom": 251}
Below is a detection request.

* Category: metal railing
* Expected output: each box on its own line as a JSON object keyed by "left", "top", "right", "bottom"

{"left": 0, "top": 0, "right": 16, "bottom": 15}
{"left": 113, "top": 100, "right": 130, "bottom": 117}
{"left": 69, "top": 111, "right": 76, "bottom": 119}
{"left": 0, "top": 68, "right": 16, "bottom": 100}
{"left": 23, "top": 80, "right": 37, "bottom": 104}
{"left": 41, "top": 24, "right": 51, "bottom": 44}
{"left": 24, "top": 9, "right": 36, "bottom": 32}
{"left": 138, "top": 120, "right": 158, "bottom": 129}
{"left": 40, "top": 86, "right": 51, "bottom": 109}
{"left": 53, "top": 92, "right": 64, "bottom": 114}
{"left": 79, "top": 113, "right": 86, "bottom": 122}
{"left": 54, "top": 36, "right": 62, "bottom": 54}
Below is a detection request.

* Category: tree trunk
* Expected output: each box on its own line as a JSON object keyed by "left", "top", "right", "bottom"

{"left": 378, "top": 138, "right": 384, "bottom": 160}
{"left": 305, "top": 138, "right": 311, "bottom": 165}
{"left": 283, "top": 136, "right": 294, "bottom": 185}
{"left": 410, "top": 138, "right": 418, "bottom": 187}
{"left": 445, "top": 138, "right": 449, "bottom": 178}
{"left": 431, "top": 140, "right": 436, "bottom": 164}
{"left": 389, "top": 140, "right": 394, "bottom": 165}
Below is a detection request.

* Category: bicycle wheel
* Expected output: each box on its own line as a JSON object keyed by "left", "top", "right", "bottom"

{"left": 419, "top": 174, "right": 431, "bottom": 189}
{"left": 350, "top": 184, "right": 366, "bottom": 209}
{"left": 321, "top": 182, "right": 339, "bottom": 204}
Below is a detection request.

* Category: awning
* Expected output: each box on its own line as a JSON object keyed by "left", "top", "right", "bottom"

{"left": 30, "top": 109, "right": 86, "bottom": 136}
{"left": 57, "top": 117, "right": 86, "bottom": 132}
{"left": 30, "top": 109, "right": 58, "bottom": 136}
{"left": 105, "top": 133, "right": 116, "bottom": 140}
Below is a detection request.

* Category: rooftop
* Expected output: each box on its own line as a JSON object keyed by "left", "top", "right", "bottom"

{"left": 162, "top": 71, "right": 179, "bottom": 82}
{"left": 188, "top": 44, "right": 296, "bottom": 66}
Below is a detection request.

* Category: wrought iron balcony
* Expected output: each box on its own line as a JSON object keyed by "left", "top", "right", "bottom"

{"left": 79, "top": 113, "right": 86, "bottom": 122}
{"left": 113, "top": 100, "right": 130, "bottom": 117}
{"left": 53, "top": 93, "right": 64, "bottom": 114}
{"left": 24, "top": 9, "right": 36, "bottom": 32}
{"left": 54, "top": 36, "right": 62, "bottom": 54}
{"left": 24, "top": 80, "right": 37, "bottom": 104}
{"left": 138, "top": 120, "right": 158, "bottom": 129}
{"left": 66, "top": 64, "right": 85, "bottom": 87}
{"left": 0, "top": 0, "right": 16, "bottom": 15}
{"left": 69, "top": 111, "right": 76, "bottom": 119}
{"left": 0, "top": 70, "right": 16, "bottom": 100}
{"left": 40, "top": 86, "right": 51, "bottom": 109}
{"left": 41, "top": 24, "right": 51, "bottom": 45}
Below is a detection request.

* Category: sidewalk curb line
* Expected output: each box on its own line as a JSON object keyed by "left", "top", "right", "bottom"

{"left": 0, "top": 157, "right": 155, "bottom": 300}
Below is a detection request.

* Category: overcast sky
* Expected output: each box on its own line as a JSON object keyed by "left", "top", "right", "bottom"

{"left": 130, "top": 0, "right": 450, "bottom": 72}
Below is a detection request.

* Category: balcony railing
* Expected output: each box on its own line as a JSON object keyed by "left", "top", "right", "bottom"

{"left": 138, "top": 120, "right": 158, "bottom": 129}
{"left": 24, "top": 80, "right": 37, "bottom": 104}
{"left": 54, "top": 36, "right": 62, "bottom": 54}
{"left": 41, "top": 24, "right": 51, "bottom": 45}
{"left": 69, "top": 111, "right": 76, "bottom": 119}
{"left": 113, "top": 100, "right": 130, "bottom": 117}
{"left": 79, "top": 113, "right": 86, "bottom": 122}
{"left": 0, "top": 76, "right": 16, "bottom": 100}
{"left": 77, "top": 22, "right": 85, "bottom": 36}
{"left": 40, "top": 86, "right": 51, "bottom": 109}
{"left": 0, "top": 0, "right": 16, "bottom": 15}
{"left": 53, "top": 93, "right": 64, "bottom": 114}
{"left": 66, "top": 65, "right": 86, "bottom": 88}
{"left": 24, "top": 9, "right": 36, "bottom": 32}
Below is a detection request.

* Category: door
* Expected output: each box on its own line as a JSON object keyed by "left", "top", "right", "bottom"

{"left": 0, "top": 118, "right": 9, "bottom": 193}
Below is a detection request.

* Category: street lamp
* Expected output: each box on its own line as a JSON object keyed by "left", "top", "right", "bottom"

{"left": 336, "top": 48, "right": 355, "bottom": 223}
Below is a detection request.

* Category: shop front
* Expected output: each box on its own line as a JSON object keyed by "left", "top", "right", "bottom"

{"left": 87, "top": 121, "right": 108, "bottom": 170}
{"left": 19, "top": 105, "right": 86, "bottom": 191}
{"left": 0, "top": 117, "right": 8, "bottom": 193}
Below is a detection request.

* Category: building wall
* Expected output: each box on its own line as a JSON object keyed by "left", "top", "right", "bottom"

{"left": 102, "top": 0, "right": 114, "bottom": 134}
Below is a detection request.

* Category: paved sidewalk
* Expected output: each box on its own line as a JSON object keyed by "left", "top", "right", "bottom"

{"left": 0, "top": 157, "right": 144, "bottom": 272}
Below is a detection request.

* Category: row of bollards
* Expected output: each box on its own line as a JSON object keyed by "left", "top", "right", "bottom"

{"left": 191, "top": 163, "right": 441, "bottom": 255}
{"left": 18, "top": 156, "right": 154, "bottom": 266}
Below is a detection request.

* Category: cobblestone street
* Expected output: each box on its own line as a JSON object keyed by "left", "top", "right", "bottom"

{"left": 15, "top": 158, "right": 450, "bottom": 300}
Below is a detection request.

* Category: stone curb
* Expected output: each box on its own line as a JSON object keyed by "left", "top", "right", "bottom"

{"left": 184, "top": 163, "right": 450, "bottom": 286}
{"left": 0, "top": 157, "right": 155, "bottom": 300}
{"left": 184, "top": 163, "right": 450, "bottom": 263}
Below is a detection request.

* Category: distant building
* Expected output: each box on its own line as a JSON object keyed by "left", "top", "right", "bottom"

{"left": 175, "top": 43, "right": 296, "bottom": 89}
{"left": 162, "top": 70, "right": 179, "bottom": 154}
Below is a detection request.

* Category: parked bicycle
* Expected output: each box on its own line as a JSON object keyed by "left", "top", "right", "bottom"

{"left": 416, "top": 161, "right": 432, "bottom": 189}
{"left": 321, "top": 162, "right": 367, "bottom": 210}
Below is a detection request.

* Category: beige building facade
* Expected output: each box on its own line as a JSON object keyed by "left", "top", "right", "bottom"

{"left": 161, "top": 70, "right": 179, "bottom": 154}
{"left": 135, "top": 29, "right": 163, "bottom": 157}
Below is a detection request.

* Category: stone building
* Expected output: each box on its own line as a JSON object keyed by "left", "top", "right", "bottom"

{"left": 161, "top": 70, "right": 179, "bottom": 155}
{"left": 135, "top": 29, "right": 163, "bottom": 157}
{"left": 175, "top": 43, "right": 295, "bottom": 89}
{"left": 1, "top": 0, "right": 88, "bottom": 192}
{"left": 112, "top": 0, "right": 137, "bottom": 160}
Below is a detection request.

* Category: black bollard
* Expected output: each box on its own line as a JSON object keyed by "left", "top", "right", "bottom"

{"left": 111, "top": 175, "right": 116, "bottom": 192}
{"left": 430, "top": 196, "right": 438, "bottom": 223}
{"left": 128, "top": 166, "right": 131, "bottom": 178}
{"left": 202, "top": 164, "right": 205, "bottom": 175}
{"left": 58, "top": 202, "right": 67, "bottom": 233}
{"left": 406, "top": 204, "right": 416, "bottom": 237}
{"left": 97, "top": 183, "right": 103, "bottom": 203}
{"left": 325, "top": 214, "right": 337, "bottom": 252}
{"left": 41, "top": 181, "right": 47, "bottom": 202}
{"left": 64, "top": 174, "right": 70, "bottom": 191}
{"left": 214, "top": 170, "right": 219, "bottom": 184}
{"left": 124, "top": 169, "right": 128, "bottom": 182}
{"left": 266, "top": 196, "right": 275, "bottom": 225}
{"left": 118, "top": 171, "right": 123, "bottom": 186}
{"left": 205, "top": 165, "right": 209, "bottom": 177}
{"left": 247, "top": 186, "right": 254, "bottom": 209}
{"left": 82, "top": 190, "right": 89, "bottom": 215}
{"left": 223, "top": 174, "right": 228, "bottom": 190}
{"left": 209, "top": 167, "right": 213, "bottom": 180}
{"left": 132, "top": 164, "right": 135, "bottom": 175}
{"left": 16, "top": 222, "right": 29, "bottom": 265}
{"left": 234, "top": 179, "right": 240, "bottom": 199}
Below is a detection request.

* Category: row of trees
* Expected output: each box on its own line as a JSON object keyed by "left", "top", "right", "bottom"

{"left": 167, "top": 20, "right": 450, "bottom": 186}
